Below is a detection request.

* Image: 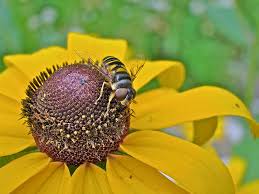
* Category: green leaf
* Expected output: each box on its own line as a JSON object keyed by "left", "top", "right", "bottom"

{"left": 233, "top": 116, "right": 259, "bottom": 183}
{"left": 236, "top": 0, "right": 259, "bottom": 33}
{"left": 0, "top": 0, "right": 23, "bottom": 54}
{"left": 0, "top": 147, "right": 38, "bottom": 168}
{"left": 207, "top": 3, "right": 247, "bottom": 46}
{"left": 182, "top": 38, "right": 233, "bottom": 84}
{"left": 163, "top": 11, "right": 201, "bottom": 55}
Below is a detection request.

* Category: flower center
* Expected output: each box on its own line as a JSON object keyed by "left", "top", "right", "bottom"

{"left": 22, "top": 61, "right": 130, "bottom": 165}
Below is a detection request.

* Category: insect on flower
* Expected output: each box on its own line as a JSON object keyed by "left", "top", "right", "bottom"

{"left": 1, "top": 33, "right": 257, "bottom": 194}
{"left": 95, "top": 56, "right": 144, "bottom": 116}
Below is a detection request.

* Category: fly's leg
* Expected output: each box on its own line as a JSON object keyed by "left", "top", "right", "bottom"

{"left": 94, "top": 81, "right": 110, "bottom": 105}
{"left": 104, "top": 92, "right": 115, "bottom": 117}
{"left": 130, "top": 109, "right": 136, "bottom": 117}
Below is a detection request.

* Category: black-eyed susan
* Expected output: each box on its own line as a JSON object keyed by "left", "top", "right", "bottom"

{"left": 0, "top": 33, "right": 258, "bottom": 194}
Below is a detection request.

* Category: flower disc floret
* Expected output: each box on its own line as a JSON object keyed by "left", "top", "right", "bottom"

{"left": 22, "top": 61, "right": 130, "bottom": 165}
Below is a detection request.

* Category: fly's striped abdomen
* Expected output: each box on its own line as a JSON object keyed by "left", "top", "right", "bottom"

{"left": 113, "top": 79, "right": 132, "bottom": 90}
{"left": 103, "top": 56, "right": 125, "bottom": 70}
{"left": 101, "top": 56, "right": 136, "bottom": 106}
{"left": 114, "top": 72, "right": 131, "bottom": 82}
{"left": 102, "top": 56, "right": 132, "bottom": 85}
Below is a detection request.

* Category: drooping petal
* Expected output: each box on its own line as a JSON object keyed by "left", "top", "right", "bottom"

{"left": 4, "top": 47, "right": 80, "bottom": 80}
{"left": 238, "top": 180, "right": 259, "bottom": 194}
{"left": 107, "top": 154, "right": 189, "bottom": 194}
{"left": 177, "top": 122, "right": 194, "bottom": 141}
{"left": 126, "top": 60, "right": 185, "bottom": 91}
{"left": 0, "top": 152, "right": 51, "bottom": 194}
{"left": 12, "top": 162, "right": 70, "bottom": 194}
{"left": 67, "top": 33, "right": 128, "bottom": 61}
{"left": 0, "top": 67, "right": 29, "bottom": 100}
{"left": 182, "top": 117, "right": 224, "bottom": 144}
{"left": 131, "top": 87, "right": 259, "bottom": 137}
{"left": 120, "top": 131, "right": 235, "bottom": 194}
{"left": 192, "top": 117, "right": 218, "bottom": 145}
{"left": 227, "top": 157, "right": 246, "bottom": 187}
{"left": 70, "top": 163, "right": 112, "bottom": 194}
{"left": 213, "top": 117, "right": 224, "bottom": 140}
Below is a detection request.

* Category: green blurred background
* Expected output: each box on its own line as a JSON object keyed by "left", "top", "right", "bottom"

{"left": 0, "top": 0, "right": 258, "bottom": 184}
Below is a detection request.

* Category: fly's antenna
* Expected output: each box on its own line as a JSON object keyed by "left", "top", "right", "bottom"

{"left": 130, "top": 61, "right": 145, "bottom": 82}
{"left": 129, "top": 53, "right": 146, "bottom": 81}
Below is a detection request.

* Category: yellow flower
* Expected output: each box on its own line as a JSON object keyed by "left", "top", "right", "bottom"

{"left": 0, "top": 33, "right": 258, "bottom": 194}
{"left": 228, "top": 157, "right": 259, "bottom": 194}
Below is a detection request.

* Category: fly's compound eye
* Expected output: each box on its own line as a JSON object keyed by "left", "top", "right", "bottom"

{"left": 115, "top": 88, "right": 128, "bottom": 101}
{"left": 130, "top": 88, "right": 136, "bottom": 99}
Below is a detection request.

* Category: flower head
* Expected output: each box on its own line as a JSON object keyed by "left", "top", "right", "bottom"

{"left": 0, "top": 33, "right": 258, "bottom": 194}
{"left": 21, "top": 62, "right": 129, "bottom": 165}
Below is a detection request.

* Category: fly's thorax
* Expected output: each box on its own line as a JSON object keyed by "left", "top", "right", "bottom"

{"left": 21, "top": 62, "right": 130, "bottom": 165}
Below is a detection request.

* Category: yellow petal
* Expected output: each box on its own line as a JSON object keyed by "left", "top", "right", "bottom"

{"left": 213, "top": 117, "right": 225, "bottom": 140}
{"left": 107, "top": 154, "right": 189, "bottom": 194}
{"left": 0, "top": 111, "right": 34, "bottom": 156}
{"left": 131, "top": 88, "right": 176, "bottom": 130}
{"left": 238, "top": 180, "right": 259, "bottom": 194}
{"left": 181, "top": 122, "right": 194, "bottom": 141}
{"left": 67, "top": 33, "right": 128, "bottom": 61}
{"left": 203, "top": 145, "right": 220, "bottom": 157}
{"left": 120, "top": 131, "right": 235, "bottom": 194}
{"left": 131, "top": 88, "right": 176, "bottom": 129}
{"left": 193, "top": 117, "right": 218, "bottom": 145}
{"left": 4, "top": 47, "right": 79, "bottom": 80}
{"left": 0, "top": 137, "right": 34, "bottom": 156}
{"left": 0, "top": 93, "right": 21, "bottom": 114}
{"left": 183, "top": 117, "right": 225, "bottom": 143}
{"left": 0, "top": 67, "right": 29, "bottom": 100}
{"left": 227, "top": 157, "right": 246, "bottom": 187}
{"left": 0, "top": 114, "right": 30, "bottom": 137}
{"left": 127, "top": 60, "right": 185, "bottom": 91}
{"left": 70, "top": 163, "right": 112, "bottom": 194}
{"left": 13, "top": 162, "right": 70, "bottom": 194}
{"left": 0, "top": 152, "right": 51, "bottom": 194}
{"left": 131, "top": 87, "right": 259, "bottom": 137}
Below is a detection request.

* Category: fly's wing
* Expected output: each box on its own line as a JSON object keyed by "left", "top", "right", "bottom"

{"left": 73, "top": 50, "right": 112, "bottom": 82}
{"left": 98, "top": 67, "right": 113, "bottom": 82}
{"left": 74, "top": 50, "right": 98, "bottom": 66}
